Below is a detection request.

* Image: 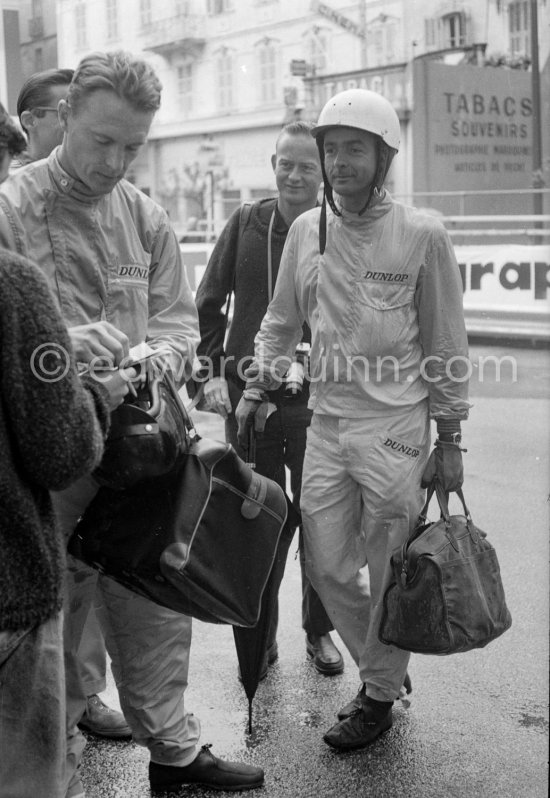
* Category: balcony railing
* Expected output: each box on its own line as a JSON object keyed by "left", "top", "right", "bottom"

{"left": 140, "top": 14, "right": 206, "bottom": 56}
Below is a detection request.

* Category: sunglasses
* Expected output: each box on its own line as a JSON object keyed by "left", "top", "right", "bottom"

{"left": 31, "top": 106, "right": 59, "bottom": 117}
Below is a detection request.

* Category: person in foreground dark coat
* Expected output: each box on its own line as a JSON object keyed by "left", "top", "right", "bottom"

{"left": 0, "top": 248, "right": 132, "bottom": 797}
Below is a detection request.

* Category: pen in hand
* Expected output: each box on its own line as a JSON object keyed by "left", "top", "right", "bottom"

{"left": 87, "top": 363, "right": 138, "bottom": 400}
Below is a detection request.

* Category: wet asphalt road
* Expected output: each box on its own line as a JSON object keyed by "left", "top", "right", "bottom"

{"left": 80, "top": 343, "right": 549, "bottom": 798}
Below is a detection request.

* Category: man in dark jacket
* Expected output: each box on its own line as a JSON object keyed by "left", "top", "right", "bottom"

{"left": 195, "top": 121, "right": 344, "bottom": 676}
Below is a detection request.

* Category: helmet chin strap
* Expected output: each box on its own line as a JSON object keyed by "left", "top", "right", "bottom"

{"left": 356, "top": 138, "right": 381, "bottom": 217}
{"left": 319, "top": 195, "right": 327, "bottom": 256}
{"left": 357, "top": 140, "right": 396, "bottom": 216}
{"left": 317, "top": 136, "right": 396, "bottom": 254}
{"left": 316, "top": 134, "right": 340, "bottom": 255}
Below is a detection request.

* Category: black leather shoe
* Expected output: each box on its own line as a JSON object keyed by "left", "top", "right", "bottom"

{"left": 149, "top": 745, "right": 264, "bottom": 792}
{"left": 324, "top": 700, "right": 393, "bottom": 751}
{"left": 306, "top": 633, "right": 344, "bottom": 676}
{"left": 337, "top": 683, "right": 365, "bottom": 721}
{"left": 337, "top": 673, "right": 412, "bottom": 720}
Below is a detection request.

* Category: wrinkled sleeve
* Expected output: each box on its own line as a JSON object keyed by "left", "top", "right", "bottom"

{"left": 0, "top": 195, "right": 26, "bottom": 255}
{"left": 195, "top": 208, "right": 241, "bottom": 378}
{"left": 246, "top": 226, "right": 305, "bottom": 391}
{"left": 1, "top": 255, "right": 110, "bottom": 491}
{"left": 147, "top": 221, "right": 200, "bottom": 385}
{"left": 415, "top": 225, "right": 471, "bottom": 420}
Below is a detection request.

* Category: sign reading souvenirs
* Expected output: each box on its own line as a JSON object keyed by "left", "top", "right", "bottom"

{"left": 413, "top": 60, "right": 534, "bottom": 211}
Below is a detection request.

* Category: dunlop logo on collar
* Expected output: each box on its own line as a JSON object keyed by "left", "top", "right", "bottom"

{"left": 383, "top": 437, "right": 420, "bottom": 458}
{"left": 363, "top": 271, "right": 409, "bottom": 282}
{"left": 118, "top": 264, "right": 148, "bottom": 280}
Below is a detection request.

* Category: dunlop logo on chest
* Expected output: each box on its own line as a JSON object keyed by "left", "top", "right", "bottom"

{"left": 383, "top": 437, "right": 420, "bottom": 459}
{"left": 118, "top": 265, "right": 148, "bottom": 279}
{"left": 363, "top": 271, "right": 409, "bottom": 283}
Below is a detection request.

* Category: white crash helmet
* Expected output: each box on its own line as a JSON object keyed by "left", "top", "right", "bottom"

{"left": 312, "top": 88, "right": 400, "bottom": 150}
{"left": 312, "top": 89, "right": 400, "bottom": 253}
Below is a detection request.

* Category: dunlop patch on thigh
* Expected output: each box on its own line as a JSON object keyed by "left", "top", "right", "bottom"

{"left": 382, "top": 436, "right": 421, "bottom": 459}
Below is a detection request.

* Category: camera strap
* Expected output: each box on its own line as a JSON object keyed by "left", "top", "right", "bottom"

{"left": 266, "top": 208, "right": 276, "bottom": 303}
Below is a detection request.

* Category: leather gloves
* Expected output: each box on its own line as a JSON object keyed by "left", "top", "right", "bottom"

{"left": 421, "top": 439, "right": 465, "bottom": 493}
{"left": 421, "top": 418, "right": 466, "bottom": 494}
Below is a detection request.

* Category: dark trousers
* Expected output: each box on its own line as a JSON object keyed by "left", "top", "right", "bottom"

{"left": 225, "top": 380, "right": 333, "bottom": 643}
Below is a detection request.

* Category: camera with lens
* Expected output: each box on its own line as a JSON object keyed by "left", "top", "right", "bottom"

{"left": 284, "top": 342, "right": 310, "bottom": 397}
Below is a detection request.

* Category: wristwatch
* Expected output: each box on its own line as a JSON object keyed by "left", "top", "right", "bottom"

{"left": 438, "top": 432, "right": 462, "bottom": 445}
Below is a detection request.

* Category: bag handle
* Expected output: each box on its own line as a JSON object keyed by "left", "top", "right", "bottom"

{"left": 147, "top": 374, "right": 162, "bottom": 417}
{"left": 165, "top": 370, "right": 198, "bottom": 438}
{"left": 418, "top": 481, "right": 470, "bottom": 524}
{"left": 416, "top": 481, "right": 480, "bottom": 548}
{"left": 146, "top": 369, "right": 198, "bottom": 439}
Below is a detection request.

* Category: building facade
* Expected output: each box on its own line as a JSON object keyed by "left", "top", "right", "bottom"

{"left": 1, "top": 0, "right": 25, "bottom": 112}
{"left": 7, "top": 0, "right": 545, "bottom": 231}
{"left": 17, "top": 0, "right": 60, "bottom": 81}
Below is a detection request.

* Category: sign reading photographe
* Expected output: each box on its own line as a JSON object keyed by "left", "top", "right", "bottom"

{"left": 413, "top": 60, "right": 533, "bottom": 213}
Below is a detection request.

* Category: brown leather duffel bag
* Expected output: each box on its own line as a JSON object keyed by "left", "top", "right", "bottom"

{"left": 379, "top": 482, "right": 512, "bottom": 655}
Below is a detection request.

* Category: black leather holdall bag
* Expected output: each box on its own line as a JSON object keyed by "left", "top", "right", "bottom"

{"left": 93, "top": 370, "right": 190, "bottom": 490}
{"left": 378, "top": 482, "right": 512, "bottom": 655}
{"left": 69, "top": 375, "right": 295, "bottom": 627}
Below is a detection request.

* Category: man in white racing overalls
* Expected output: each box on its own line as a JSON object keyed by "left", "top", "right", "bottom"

{"left": 0, "top": 51, "right": 264, "bottom": 795}
{"left": 236, "top": 89, "right": 470, "bottom": 751}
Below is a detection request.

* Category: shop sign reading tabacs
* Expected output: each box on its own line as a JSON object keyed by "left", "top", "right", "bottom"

{"left": 413, "top": 60, "right": 533, "bottom": 198}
